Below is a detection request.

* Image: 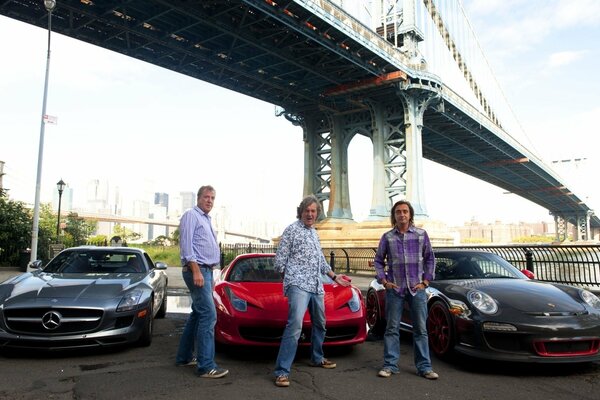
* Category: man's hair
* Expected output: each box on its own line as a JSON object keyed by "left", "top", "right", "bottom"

{"left": 197, "top": 185, "right": 215, "bottom": 198}
{"left": 390, "top": 200, "right": 414, "bottom": 227}
{"left": 296, "top": 195, "right": 321, "bottom": 219}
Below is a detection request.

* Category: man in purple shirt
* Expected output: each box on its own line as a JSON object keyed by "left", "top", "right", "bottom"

{"left": 175, "top": 185, "right": 228, "bottom": 379}
{"left": 373, "top": 200, "right": 439, "bottom": 380}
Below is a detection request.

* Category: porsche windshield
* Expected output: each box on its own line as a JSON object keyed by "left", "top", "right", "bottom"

{"left": 434, "top": 252, "right": 524, "bottom": 280}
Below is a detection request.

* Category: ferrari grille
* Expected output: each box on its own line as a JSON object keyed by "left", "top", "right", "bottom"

{"left": 238, "top": 326, "right": 360, "bottom": 343}
{"left": 4, "top": 308, "right": 104, "bottom": 335}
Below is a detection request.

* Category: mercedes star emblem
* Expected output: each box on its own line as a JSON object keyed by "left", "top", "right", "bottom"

{"left": 41, "top": 311, "right": 62, "bottom": 330}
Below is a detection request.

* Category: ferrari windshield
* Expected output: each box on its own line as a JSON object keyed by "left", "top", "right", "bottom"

{"left": 434, "top": 252, "right": 525, "bottom": 280}
{"left": 228, "top": 257, "right": 282, "bottom": 282}
{"left": 43, "top": 249, "right": 147, "bottom": 274}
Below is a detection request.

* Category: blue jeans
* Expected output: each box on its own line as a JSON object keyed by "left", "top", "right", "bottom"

{"left": 176, "top": 266, "right": 219, "bottom": 374}
{"left": 274, "top": 286, "right": 326, "bottom": 377}
{"left": 382, "top": 288, "right": 433, "bottom": 374}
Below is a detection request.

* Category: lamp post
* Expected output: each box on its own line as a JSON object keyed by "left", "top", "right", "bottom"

{"left": 56, "top": 179, "right": 65, "bottom": 237}
{"left": 30, "top": 0, "right": 57, "bottom": 263}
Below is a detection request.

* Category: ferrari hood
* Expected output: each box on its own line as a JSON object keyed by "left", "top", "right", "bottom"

{"left": 440, "top": 279, "right": 587, "bottom": 313}
{"left": 1, "top": 272, "right": 144, "bottom": 303}
{"left": 219, "top": 282, "right": 354, "bottom": 311}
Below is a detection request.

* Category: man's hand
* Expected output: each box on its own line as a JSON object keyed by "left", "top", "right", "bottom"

{"left": 189, "top": 262, "right": 204, "bottom": 287}
{"left": 334, "top": 274, "right": 352, "bottom": 287}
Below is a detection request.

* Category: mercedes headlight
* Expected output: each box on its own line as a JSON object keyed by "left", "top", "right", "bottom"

{"left": 117, "top": 289, "right": 142, "bottom": 312}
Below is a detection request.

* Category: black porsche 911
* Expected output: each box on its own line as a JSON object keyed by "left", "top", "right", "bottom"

{"left": 0, "top": 246, "right": 168, "bottom": 350}
{"left": 366, "top": 249, "right": 600, "bottom": 363}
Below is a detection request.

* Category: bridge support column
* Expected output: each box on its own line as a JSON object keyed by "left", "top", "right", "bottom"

{"left": 576, "top": 212, "right": 592, "bottom": 241}
{"left": 554, "top": 215, "right": 567, "bottom": 242}
{"left": 301, "top": 116, "right": 331, "bottom": 220}
{"left": 327, "top": 115, "right": 353, "bottom": 220}
{"left": 368, "top": 102, "right": 392, "bottom": 219}
{"left": 398, "top": 88, "right": 439, "bottom": 218}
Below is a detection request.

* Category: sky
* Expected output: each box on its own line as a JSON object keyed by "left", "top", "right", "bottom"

{"left": 0, "top": 0, "right": 599, "bottom": 230}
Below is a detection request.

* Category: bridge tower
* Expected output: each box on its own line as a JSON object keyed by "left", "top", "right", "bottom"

{"left": 289, "top": 0, "right": 451, "bottom": 246}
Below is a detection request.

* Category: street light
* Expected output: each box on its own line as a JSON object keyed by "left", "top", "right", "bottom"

{"left": 56, "top": 179, "right": 65, "bottom": 237}
{"left": 30, "top": 0, "right": 57, "bottom": 263}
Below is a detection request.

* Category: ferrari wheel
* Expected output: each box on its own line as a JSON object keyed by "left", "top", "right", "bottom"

{"left": 427, "top": 301, "right": 454, "bottom": 358}
{"left": 366, "top": 289, "right": 385, "bottom": 336}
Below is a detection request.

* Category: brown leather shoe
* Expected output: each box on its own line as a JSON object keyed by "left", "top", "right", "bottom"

{"left": 310, "top": 358, "right": 336, "bottom": 369}
{"left": 275, "top": 375, "right": 290, "bottom": 387}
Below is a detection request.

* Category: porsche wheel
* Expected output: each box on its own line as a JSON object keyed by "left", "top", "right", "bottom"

{"left": 366, "top": 289, "right": 385, "bottom": 337}
{"left": 427, "top": 300, "right": 454, "bottom": 358}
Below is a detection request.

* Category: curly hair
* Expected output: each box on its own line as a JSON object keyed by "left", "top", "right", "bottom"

{"left": 296, "top": 195, "right": 321, "bottom": 219}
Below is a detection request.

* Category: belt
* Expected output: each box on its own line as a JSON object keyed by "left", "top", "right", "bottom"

{"left": 182, "top": 263, "right": 218, "bottom": 272}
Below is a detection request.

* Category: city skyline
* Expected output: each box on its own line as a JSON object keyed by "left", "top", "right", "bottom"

{"left": 1, "top": 1, "right": 599, "bottom": 230}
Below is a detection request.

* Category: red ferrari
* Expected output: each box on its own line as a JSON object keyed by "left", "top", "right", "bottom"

{"left": 213, "top": 253, "right": 367, "bottom": 347}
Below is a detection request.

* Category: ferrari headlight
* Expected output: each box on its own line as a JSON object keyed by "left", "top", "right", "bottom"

{"left": 468, "top": 290, "right": 498, "bottom": 314}
{"left": 225, "top": 287, "right": 247, "bottom": 312}
{"left": 347, "top": 289, "right": 361, "bottom": 313}
{"left": 117, "top": 289, "right": 142, "bottom": 312}
{"left": 580, "top": 290, "right": 600, "bottom": 310}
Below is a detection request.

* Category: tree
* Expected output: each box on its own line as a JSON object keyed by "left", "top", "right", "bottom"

{"left": 63, "top": 212, "right": 96, "bottom": 247}
{"left": 0, "top": 195, "right": 31, "bottom": 265}
{"left": 113, "top": 224, "right": 142, "bottom": 243}
{"left": 170, "top": 228, "right": 180, "bottom": 245}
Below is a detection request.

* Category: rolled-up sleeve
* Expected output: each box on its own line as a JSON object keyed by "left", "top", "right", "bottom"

{"left": 179, "top": 211, "right": 195, "bottom": 266}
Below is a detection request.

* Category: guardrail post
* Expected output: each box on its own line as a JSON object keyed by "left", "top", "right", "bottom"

{"left": 330, "top": 251, "right": 335, "bottom": 272}
{"left": 525, "top": 250, "right": 533, "bottom": 273}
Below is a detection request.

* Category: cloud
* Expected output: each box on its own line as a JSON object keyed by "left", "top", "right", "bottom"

{"left": 547, "top": 50, "right": 587, "bottom": 68}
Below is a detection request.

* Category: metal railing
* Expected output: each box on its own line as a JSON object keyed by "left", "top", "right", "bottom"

{"left": 219, "top": 243, "right": 600, "bottom": 291}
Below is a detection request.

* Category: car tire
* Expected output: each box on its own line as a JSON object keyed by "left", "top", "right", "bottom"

{"left": 156, "top": 289, "right": 167, "bottom": 319}
{"left": 137, "top": 300, "right": 154, "bottom": 347}
{"left": 366, "top": 288, "right": 386, "bottom": 337}
{"left": 427, "top": 300, "right": 454, "bottom": 358}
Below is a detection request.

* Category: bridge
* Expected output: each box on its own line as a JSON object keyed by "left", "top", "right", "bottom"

{"left": 2, "top": 0, "right": 597, "bottom": 241}
{"left": 73, "top": 211, "right": 272, "bottom": 243}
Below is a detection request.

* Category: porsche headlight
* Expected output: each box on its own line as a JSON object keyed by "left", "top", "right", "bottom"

{"left": 580, "top": 290, "right": 600, "bottom": 310}
{"left": 468, "top": 290, "right": 498, "bottom": 314}
{"left": 225, "top": 286, "right": 247, "bottom": 312}
{"left": 347, "top": 289, "right": 361, "bottom": 313}
{"left": 117, "top": 289, "right": 142, "bottom": 312}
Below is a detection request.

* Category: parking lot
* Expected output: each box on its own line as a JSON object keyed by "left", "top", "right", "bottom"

{"left": 1, "top": 267, "right": 599, "bottom": 399}
{"left": 0, "top": 307, "right": 598, "bottom": 399}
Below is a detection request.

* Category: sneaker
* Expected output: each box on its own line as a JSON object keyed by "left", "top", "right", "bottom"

{"left": 378, "top": 368, "right": 393, "bottom": 378}
{"left": 310, "top": 358, "right": 336, "bottom": 369}
{"left": 199, "top": 368, "right": 229, "bottom": 379}
{"left": 275, "top": 375, "right": 290, "bottom": 387}
{"left": 176, "top": 358, "right": 196, "bottom": 367}
{"left": 419, "top": 370, "right": 439, "bottom": 380}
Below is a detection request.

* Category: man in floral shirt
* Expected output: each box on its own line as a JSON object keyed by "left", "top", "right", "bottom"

{"left": 273, "top": 195, "right": 351, "bottom": 387}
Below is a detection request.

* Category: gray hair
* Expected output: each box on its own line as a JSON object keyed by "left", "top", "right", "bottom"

{"left": 197, "top": 185, "right": 216, "bottom": 198}
{"left": 296, "top": 195, "right": 321, "bottom": 219}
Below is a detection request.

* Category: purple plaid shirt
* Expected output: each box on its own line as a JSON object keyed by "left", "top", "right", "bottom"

{"left": 373, "top": 225, "right": 435, "bottom": 296}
